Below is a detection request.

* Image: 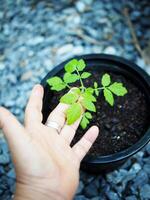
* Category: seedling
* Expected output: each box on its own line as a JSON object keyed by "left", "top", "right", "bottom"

{"left": 47, "top": 59, "right": 127, "bottom": 129}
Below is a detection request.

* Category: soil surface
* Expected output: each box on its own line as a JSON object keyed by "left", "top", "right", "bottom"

{"left": 43, "top": 71, "right": 150, "bottom": 156}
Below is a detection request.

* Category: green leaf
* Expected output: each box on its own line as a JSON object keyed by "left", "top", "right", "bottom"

{"left": 60, "top": 93, "right": 78, "bottom": 104}
{"left": 51, "top": 83, "right": 66, "bottom": 91}
{"left": 101, "top": 73, "right": 111, "bottom": 87}
{"left": 85, "top": 112, "right": 92, "bottom": 119}
{"left": 77, "top": 59, "right": 86, "bottom": 71}
{"left": 81, "top": 72, "right": 91, "bottom": 79}
{"left": 63, "top": 72, "right": 79, "bottom": 83}
{"left": 47, "top": 76, "right": 63, "bottom": 86}
{"left": 108, "top": 82, "right": 128, "bottom": 96}
{"left": 71, "top": 88, "right": 81, "bottom": 95}
{"left": 64, "top": 59, "right": 78, "bottom": 73}
{"left": 66, "top": 103, "right": 82, "bottom": 125}
{"left": 80, "top": 116, "right": 89, "bottom": 129}
{"left": 95, "top": 89, "right": 99, "bottom": 96}
{"left": 103, "top": 88, "right": 114, "bottom": 106}
{"left": 94, "top": 82, "right": 98, "bottom": 88}
{"left": 81, "top": 99, "right": 96, "bottom": 112}
{"left": 85, "top": 87, "right": 94, "bottom": 94}
{"left": 82, "top": 92, "right": 96, "bottom": 102}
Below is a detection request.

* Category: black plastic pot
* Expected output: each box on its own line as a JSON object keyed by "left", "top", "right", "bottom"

{"left": 41, "top": 54, "right": 150, "bottom": 173}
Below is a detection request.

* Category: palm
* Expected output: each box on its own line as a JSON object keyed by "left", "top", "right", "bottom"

{"left": 0, "top": 85, "right": 98, "bottom": 199}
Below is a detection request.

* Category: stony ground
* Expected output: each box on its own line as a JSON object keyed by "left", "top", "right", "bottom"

{"left": 0, "top": 0, "right": 150, "bottom": 199}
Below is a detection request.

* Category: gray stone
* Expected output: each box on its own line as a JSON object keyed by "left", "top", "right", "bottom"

{"left": 82, "top": 0, "right": 93, "bottom": 5}
{"left": 107, "top": 169, "right": 127, "bottom": 184}
{"left": 104, "top": 46, "right": 116, "bottom": 55}
{"left": 140, "top": 184, "right": 150, "bottom": 199}
{"left": 143, "top": 163, "right": 150, "bottom": 176}
{"left": 75, "top": 1, "right": 86, "bottom": 13}
{"left": 0, "top": 62, "right": 5, "bottom": 70}
{"left": 57, "top": 44, "right": 74, "bottom": 55}
{"left": 130, "top": 163, "right": 142, "bottom": 174}
{"left": 91, "top": 197, "right": 100, "bottom": 200}
{"left": 0, "top": 153, "right": 10, "bottom": 164}
{"left": 76, "top": 181, "right": 84, "bottom": 194}
{"left": 106, "top": 191, "right": 120, "bottom": 200}
{"left": 84, "top": 182, "right": 98, "bottom": 198}
{"left": 7, "top": 168, "right": 16, "bottom": 179}
{"left": 133, "top": 170, "right": 148, "bottom": 188}
{"left": 74, "top": 195, "right": 88, "bottom": 200}
{"left": 146, "top": 144, "right": 150, "bottom": 155}
{"left": 145, "top": 66, "right": 150, "bottom": 75}
{"left": 125, "top": 195, "right": 137, "bottom": 200}
{"left": 27, "top": 36, "right": 44, "bottom": 46}
{"left": 136, "top": 58, "right": 146, "bottom": 69}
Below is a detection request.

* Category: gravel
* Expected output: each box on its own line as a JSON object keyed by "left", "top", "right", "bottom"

{"left": 0, "top": 0, "right": 150, "bottom": 199}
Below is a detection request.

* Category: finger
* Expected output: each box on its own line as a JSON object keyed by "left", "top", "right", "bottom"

{"left": 24, "top": 84, "right": 44, "bottom": 128}
{"left": 46, "top": 103, "right": 69, "bottom": 133}
{"left": 72, "top": 126, "right": 99, "bottom": 162}
{"left": 0, "top": 107, "right": 31, "bottom": 153}
{"left": 60, "top": 115, "right": 82, "bottom": 144}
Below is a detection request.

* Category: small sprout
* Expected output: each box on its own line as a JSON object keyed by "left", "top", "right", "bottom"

{"left": 47, "top": 59, "right": 128, "bottom": 129}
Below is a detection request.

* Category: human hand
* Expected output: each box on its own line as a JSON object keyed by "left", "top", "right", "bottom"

{"left": 0, "top": 84, "right": 99, "bottom": 200}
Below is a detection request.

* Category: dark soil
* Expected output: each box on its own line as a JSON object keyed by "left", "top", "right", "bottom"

{"left": 43, "top": 71, "right": 150, "bottom": 156}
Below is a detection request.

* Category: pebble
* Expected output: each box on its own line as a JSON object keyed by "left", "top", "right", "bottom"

{"left": 104, "top": 46, "right": 117, "bottom": 55}
{"left": 21, "top": 71, "right": 33, "bottom": 81}
{"left": 133, "top": 170, "right": 148, "bottom": 189}
{"left": 0, "top": 62, "right": 5, "bottom": 70}
{"left": 76, "top": 1, "right": 86, "bottom": 13}
{"left": 125, "top": 195, "right": 137, "bottom": 200}
{"left": 0, "top": 153, "right": 10, "bottom": 165}
{"left": 140, "top": 184, "right": 150, "bottom": 199}
{"left": 76, "top": 181, "right": 84, "bottom": 194}
{"left": 57, "top": 44, "right": 74, "bottom": 55}
{"left": 7, "top": 168, "right": 16, "bottom": 179}
{"left": 143, "top": 163, "right": 150, "bottom": 176}
{"left": 27, "top": 36, "right": 44, "bottom": 46}
{"left": 84, "top": 181, "right": 98, "bottom": 198}
{"left": 74, "top": 195, "right": 88, "bottom": 200}
{"left": 106, "top": 191, "right": 120, "bottom": 200}
{"left": 146, "top": 144, "right": 150, "bottom": 155}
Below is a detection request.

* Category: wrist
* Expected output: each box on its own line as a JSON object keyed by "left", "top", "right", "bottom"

{"left": 14, "top": 183, "right": 67, "bottom": 200}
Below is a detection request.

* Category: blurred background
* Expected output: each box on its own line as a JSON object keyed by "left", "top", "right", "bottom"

{"left": 0, "top": 0, "right": 150, "bottom": 199}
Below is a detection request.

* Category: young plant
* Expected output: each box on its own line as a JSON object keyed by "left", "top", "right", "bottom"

{"left": 47, "top": 59, "right": 127, "bottom": 129}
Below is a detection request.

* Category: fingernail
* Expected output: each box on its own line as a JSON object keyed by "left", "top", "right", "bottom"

{"left": 33, "top": 84, "right": 43, "bottom": 95}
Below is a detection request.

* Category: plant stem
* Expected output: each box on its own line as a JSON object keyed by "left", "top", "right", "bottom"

{"left": 65, "top": 83, "right": 71, "bottom": 89}
{"left": 76, "top": 69, "right": 85, "bottom": 92}
{"left": 95, "top": 87, "right": 104, "bottom": 90}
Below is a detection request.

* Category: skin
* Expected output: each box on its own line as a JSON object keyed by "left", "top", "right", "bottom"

{"left": 0, "top": 84, "right": 99, "bottom": 200}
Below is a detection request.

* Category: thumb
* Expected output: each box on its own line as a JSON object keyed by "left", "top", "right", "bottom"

{"left": 0, "top": 107, "right": 31, "bottom": 153}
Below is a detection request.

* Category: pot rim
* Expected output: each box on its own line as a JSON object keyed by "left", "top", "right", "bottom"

{"left": 41, "top": 53, "right": 150, "bottom": 164}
